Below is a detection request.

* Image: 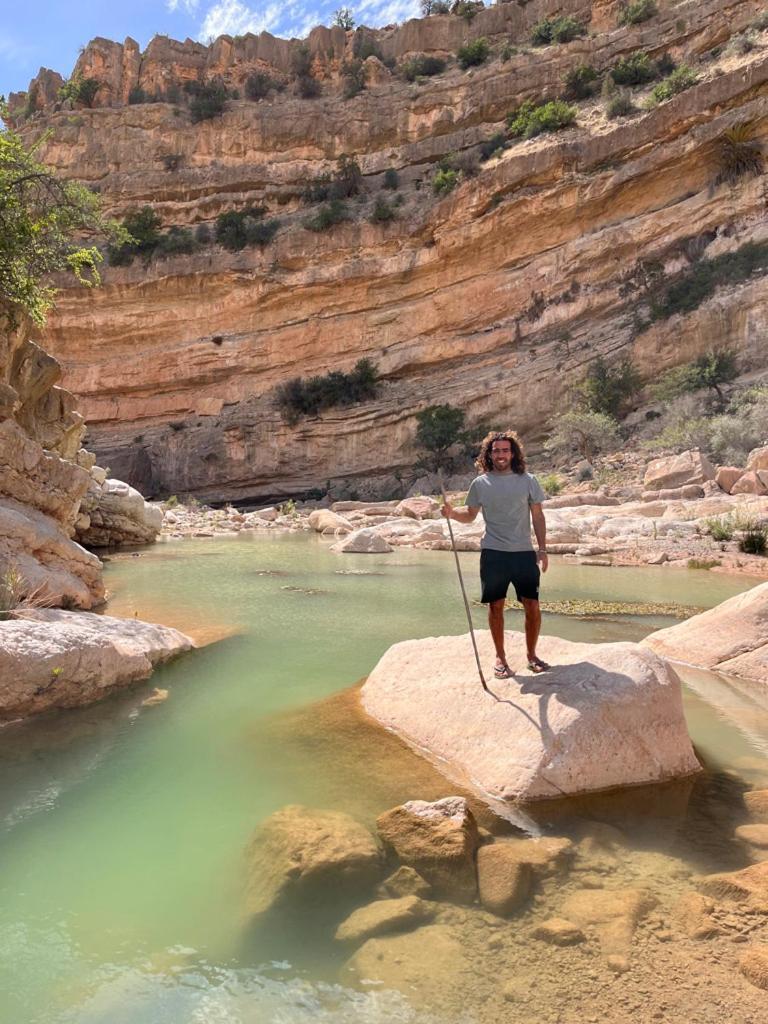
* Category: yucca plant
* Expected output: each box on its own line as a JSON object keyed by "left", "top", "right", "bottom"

{"left": 714, "top": 121, "right": 764, "bottom": 186}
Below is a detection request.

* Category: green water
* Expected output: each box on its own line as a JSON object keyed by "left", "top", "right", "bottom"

{"left": 0, "top": 535, "right": 761, "bottom": 1023}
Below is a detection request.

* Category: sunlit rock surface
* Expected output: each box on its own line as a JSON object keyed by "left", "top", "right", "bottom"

{"left": 362, "top": 630, "right": 700, "bottom": 801}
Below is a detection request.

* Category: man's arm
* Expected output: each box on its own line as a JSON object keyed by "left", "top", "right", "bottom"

{"left": 530, "top": 502, "right": 548, "bottom": 572}
{"left": 442, "top": 502, "right": 480, "bottom": 525}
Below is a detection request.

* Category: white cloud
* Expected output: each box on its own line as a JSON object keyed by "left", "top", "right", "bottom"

{"left": 356, "top": 0, "right": 421, "bottom": 24}
{"left": 167, "top": 0, "right": 200, "bottom": 12}
{"left": 199, "top": 0, "right": 283, "bottom": 40}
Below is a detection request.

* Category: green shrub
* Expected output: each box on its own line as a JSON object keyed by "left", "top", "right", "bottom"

{"left": 303, "top": 155, "right": 362, "bottom": 204}
{"left": 457, "top": 38, "right": 490, "bottom": 69}
{"left": 195, "top": 223, "right": 211, "bottom": 244}
{"left": 353, "top": 34, "right": 383, "bottom": 61}
{"left": 107, "top": 206, "right": 162, "bottom": 265}
{"left": 651, "top": 364, "right": 703, "bottom": 401}
{"left": 245, "top": 72, "right": 277, "bottom": 100}
{"left": 432, "top": 168, "right": 459, "bottom": 194}
{"left": 618, "top": 0, "right": 657, "bottom": 26}
{"left": 59, "top": 75, "right": 100, "bottom": 107}
{"left": 415, "top": 404, "right": 467, "bottom": 469}
{"left": 341, "top": 59, "right": 366, "bottom": 99}
{"left": 480, "top": 132, "right": 506, "bottom": 160}
{"left": 215, "top": 207, "right": 266, "bottom": 250}
{"left": 729, "top": 31, "right": 758, "bottom": 55}
{"left": 688, "top": 558, "right": 720, "bottom": 569}
{"left": 401, "top": 54, "right": 446, "bottom": 81}
{"left": 751, "top": 10, "right": 768, "bottom": 30}
{"left": 531, "top": 16, "right": 584, "bottom": 46}
{"left": 291, "top": 45, "right": 313, "bottom": 78}
{"left": 545, "top": 410, "right": 621, "bottom": 461}
{"left": 369, "top": 196, "right": 396, "bottom": 223}
{"left": 739, "top": 524, "right": 768, "bottom": 555}
{"left": 156, "top": 226, "right": 197, "bottom": 257}
{"left": 333, "top": 7, "right": 355, "bottom": 29}
{"left": 507, "top": 99, "right": 577, "bottom": 139}
{"left": 303, "top": 199, "right": 350, "bottom": 232}
{"left": 540, "top": 473, "right": 564, "bottom": 496}
{"left": 648, "top": 65, "right": 697, "bottom": 105}
{"left": 563, "top": 63, "right": 599, "bottom": 100}
{"left": 576, "top": 356, "right": 642, "bottom": 417}
{"left": 704, "top": 515, "right": 735, "bottom": 541}
{"left": 714, "top": 122, "right": 764, "bottom": 187}
{"left": 187, "top": 80, "right": 228, "bottom": 122}
{"left": 650, "top": 242, "right": 768, "bottom": 320}
{"left": 421, "top": 0, "right": 451, "bottom": 12}
{"left": 610, "top": 51, "right": 658, "bottom": 86}
{"left": 606, "top": 91, "right": 636, "bottom": 118}
{"left": 128, "top": 85, "right": 148, "bottom": 104}
{"left": 452, "top": 0, "right": 484, "bottom": 21}
{"left": 298, "top": 76, "right": 321, "bottom": 98}
{"left": 382, "top": 168, "right": 400, "bottom": 190}
{"left": 276, "top": 359, "right": 380, "bottom": 423}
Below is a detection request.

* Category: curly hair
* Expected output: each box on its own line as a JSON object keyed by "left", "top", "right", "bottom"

{"left": 475, "top": 430, "right": 527, "bottom": 474}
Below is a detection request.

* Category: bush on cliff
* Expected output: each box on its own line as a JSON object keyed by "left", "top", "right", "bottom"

{"left": 245, "top": 72, "right": 280, "bottom": 100}
{"left": 342, "top": 60, "right": 367, "bottom": 99}
{"left": 714, "top": 122, "right": 764, "bottom": 187}
{"left": 610, "top": 51, "right": 668, "bottom": 86}
{"left": 155, "top": 226, "right": 198, "bottom": 258}
{"left": 303, "top": 155, "right": 363, "bottom": 204}
{"left": 507, "top": 99, "right": 576, "bottom": 139}
{"left": 457, "top": 38, "right": 490, "bottom": 69}
{"left": 421, "top": 0, "right": 451, "bottom": 13}
{"left": 575, "top": 356, "right": 642, "bottom": 417}
{"left": 215, "top": 207, "right": 279, "bottom": 250}
{"left": 647, "top": 65, "right": 697, "bottom": 105}
{"left": 649, "top": 241, "right": 768, "bottom": 320}
{"left": 276, "top": 359, "right": 380, "bottom": 423}
{"left": 414, "top": 404, "right": 467, "bottom": 470}
{"left": 58, "top": 75, "right": 101, "bottom": 108}
{"left": 292, "top": 46, "right": 321, "bottom": 98}
{"left": 369, "top": 196, "right": 397, "bottom": 223}
{"left": 107, "top": 206, "right": 162, "bottom": 266}
{"left": 382, "top": 168, "right": 400, "bottom": 189}
{"left": 186, "top": 80, "right": 229, "bottom": 122}
{"left": 563, "top": 64, "right": 599, "bottom": 100}
{"left": 618, "top": 0, "right": 657, "bottom": 26}
{"left": 432, "top": 167, "right": 459, "bottom": 195}
{"left": 303, "top": 199, "right": 350, "bottom": 232}
{"left": 530, "top": 16, "right": 584, "bottom": 46}
{"left": 401, "top": 55, "right": 446, "bottom": 81}
{"left": 606, "top": 91, "right": 637, "bottom": 118}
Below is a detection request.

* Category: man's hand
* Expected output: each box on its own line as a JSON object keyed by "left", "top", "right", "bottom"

{"left": 441, "top": 502, "right": 454, "bottom": 520}
{"left": 538, "top": 550, "right": 549, "bottom": 573}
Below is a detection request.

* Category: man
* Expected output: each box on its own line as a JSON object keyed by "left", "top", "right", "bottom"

{"left": 442, "top": 430, "right": 549, "bottom": 678}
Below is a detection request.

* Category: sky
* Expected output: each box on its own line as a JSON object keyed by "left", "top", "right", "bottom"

{"left": 0, "top": 0, "right": 422, "bottom": 101}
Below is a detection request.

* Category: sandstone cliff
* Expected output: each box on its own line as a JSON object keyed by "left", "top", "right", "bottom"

{"left": 12, "top": 0, "right": 768, "bottom": 502}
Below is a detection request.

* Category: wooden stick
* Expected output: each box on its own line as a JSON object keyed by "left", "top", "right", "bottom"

{"left": 438, "top": 470, "right": 489, "bottom": 693}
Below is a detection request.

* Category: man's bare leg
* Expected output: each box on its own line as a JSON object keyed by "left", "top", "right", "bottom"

{"left": 522, "top": 598, "right": 548, "bottom": 672}
{"left": 488, "top": 599, "right": 510, "bottom": 675}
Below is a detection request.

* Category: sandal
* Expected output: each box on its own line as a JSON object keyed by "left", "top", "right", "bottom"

{"left": 493, "top": 663, "right": 513, "bottom": 679}
{"left": 526, "top": 656, "right": 551, "bottom": 674}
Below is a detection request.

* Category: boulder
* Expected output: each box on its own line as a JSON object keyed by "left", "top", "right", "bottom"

{"left": 0, "top": 608, "right": 193, "bottom": 721}
{"left": 330, "top": 527, "right": 393, "bottom": 554}
{"left": 307, "top": 508, "right": 352, "bottom": 533}
{"left": 245, "top": 805, "right": 382, "bottom": 919}
{"left": 657, "top": 484, "right": 705, "bottom": 501}
{"left": 644, "top": 583, "right": 768, "bottom": 682}
{"left": 395, "top": 496, "right": 440, "bottom": 520}
{"left": 362, "top": 631, "right": 700, "bottom": 802}
{"left": 532, "top": 918, "right": 586, "bottom": 946}
{"left": 745, "top": 790, "right": 768, "bottom": 823}
{"left": 747, "top": 446, "right": 768, "bottom": 473}
{"left": 740, "top": 945, "right": 768, "bottom": 991}
{"left": 376, "top": 797, "right": 479, "bottom": 902}
{"left": 476, "top": 844, "right": 531, "bottom": 916}
{"left": 698, "top": 861, "right": 768, "bottom": 902}
{"left": 560, "top": 888, "right": 656, "bottom": 957}
{"left": 545, "top": 492, "right": 620, "bottom": 509}
{"left": 730, "top": 471, "right": 767, "bottom": 496}
{"left": 672, "top": 892, "right": 720, "bottom": 939}
{"left": 246, "top": 506, "right": 278, "bottom": 522}
{"left": 643, "top": 450, "right": 715, "bottom": 491}
{"left": 715, "top": 467, "right": 744, "bottom": 493}
{"left": 76, "top": 477, "right": 163, "bottom": 548}
{"left": 334, "top": 895, "right": 432, "bottom": 943}
{"left": 735, "top": 824, "right": 768, "bottom": 849}
{"left": 376, "top": 865, "right": 432, "bottom": 899}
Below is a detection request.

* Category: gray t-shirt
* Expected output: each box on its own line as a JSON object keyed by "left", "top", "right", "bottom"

{"left": 465, "top": 472, "right": 545, "bottom": 552}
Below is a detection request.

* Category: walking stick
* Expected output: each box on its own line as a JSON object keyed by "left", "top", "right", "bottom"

{"left": 438, "top": 470, "right": 489, "bottom": 693}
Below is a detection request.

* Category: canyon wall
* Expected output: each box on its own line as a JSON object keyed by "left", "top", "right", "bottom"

{"left": 12, "top": 0, "right": 768, "bottom": 502}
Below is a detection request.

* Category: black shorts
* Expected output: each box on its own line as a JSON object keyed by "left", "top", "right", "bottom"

{"left": 480, "top": 548, "right": 540, "bottom": 604}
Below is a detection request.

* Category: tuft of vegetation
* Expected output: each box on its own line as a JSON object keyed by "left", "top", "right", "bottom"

{"left": 107, "top": 206, "right": 162, "bottom": 266}
{"left": 303, "top": 198, "right": 350, "bottom": 232}
{"left": 292, "top": 46, "right": 320, "bottom": 98}
{"left": 421, "top": 0, "right": 451, "bottom": 12}
{"left": 369, "top": 196, "right": 397, "bottom": 223}
{"left": 563, "top": 63, "right": 599, "bottom": 100}
{"left": 401, "top": 54, "right": 447, "bottom": 81}
{"left": 245, "top": 72, "right": 279, "bottom": 100}
{"left": 353, "top": 34, "right": 385, "bottom": 62}
{"left": 714, "top": 122, "right": 764, "bottom": 187}
{"left": 539, "top": 473, "right": 564, "bottom": 497}
{"left": 610, "top": 50, "right": 664, "bottom": 86}
{"left": 432, "top": 167, "right": 460, "bottom": 195}
{"left": 452, "top": 0, "right": 484, "bottom": 21}
{"left": 276, "top": 359, "right": 380, "bottom": 423}
{"left": 303, "top": 155, "right": 363, "bottom": 204}
{"left": 531, "top": 16, "right": 585, "bottom": 46}
{"left": 739, "top": 523, "right": 768, "bottom": 556}
{"left": 457, "top": 38, "right": 490, "bottom": 69}
{"left": 649, "top": 242, "right": 768, "bottom": 321}
{"left": 155, "top": 225, "right": 197, "bottom": 258}
{"left": 647, "top": 65, "right": 697, "bottom": 105}
{"left": 186, "top": 80, "right": 229, "bottom": 122}
{"left": 729, "top": 31, "right": 758, "bottom": 55}
{"left": 606, "top": 91, "right": 637, "bottom": 118}
{"left": 215, "top": 207, "right": 279, "bottom": 250}
{"left": 414, "top": 404, "right": 467, "bottom": 469}
{"left": 546, "top": 410, "right": 621, "bottom": 461}
{"left": 480, "top": 132, "right": 507, "bottom": 160}
{"left": 128, "top": 85, "right": 148, "bottom": 104}
{"left": 59, "top": 75, "right": 101, "bottom": 108}
{"left": 194, "top": 223, "right": 211, "bottom": 244}
{"left": 0, "top": 565, "right": 24, "bottom": 620}
{"left": 507, "top": 99, "right": 577, "bottom": 139}
{"left": 382, "top": 168, "right": 400, "bottom": 190}
{"left": 687, "top": 558, "right": 721, "bottom": 570}
{"left": 576, "top": 356, "right": 641, "bottom": 417}
{"left": 341, "top": 59, "right": 367, "bottom": 99}
{"left": 704, "top": 514, "right": 735, "bottom": 541}
{"left": 618, "top": 0, "right": 657, "bottom": 26}
{"left": 751, "top": 10, "right": 768, "bottom": 30}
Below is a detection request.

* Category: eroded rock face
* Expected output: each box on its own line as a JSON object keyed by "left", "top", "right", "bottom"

{"left": 362, "top": 631, "right": 700, "bottom": 802}
{"left": 245, "top": 805, "right": 382, "bottom": 919}
{"left": 0, "top": 608, "right": 192, "bottom": 721}
{"left": 76, "top": 478, "right": 163, "bottom": 548}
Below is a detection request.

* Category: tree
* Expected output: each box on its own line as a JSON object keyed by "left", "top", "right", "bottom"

{"left": 693, "top": 349, "right": 738, "bottom": 403}
{"left": 0, "top": 102, "right": 123, "bottom": 325}
{"left": 575, "top": 356, "right": 641, "bottom": 417}
{"left": 545, "top": 410, "right": 620, "bottom": 461}
{"left": 333, "top": 7, "right": 355, "bottom": 29}
{"left": 421, "top": 0, "right": 451, "bottom": 13}
{"left": 415, "top": 404, "right": 467, "bottom": 469}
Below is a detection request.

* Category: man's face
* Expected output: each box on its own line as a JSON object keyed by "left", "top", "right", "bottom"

{"left": 490, "top": 441, "right": 512, "bottom": 471}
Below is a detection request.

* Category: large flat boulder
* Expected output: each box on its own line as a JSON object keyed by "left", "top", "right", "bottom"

{"left": 0, "top": 608, "right": 193, "bottom": 721}
{"left": 245, "top": 805, "right": 382, "bottom": 920}
{"left": 644, "top": 583, "right": 768, "bottom": 682}
{"left": 361, "top": 631, "right": 700, "bottom": 802}
{"left": 643, "top": 450, "right": 715, "bottom": 491}
{"left": 330, "top": 527, "right": 393, "bottom": 553}
{"left": 334, "top": 895, "right": 432, "bottom": 944}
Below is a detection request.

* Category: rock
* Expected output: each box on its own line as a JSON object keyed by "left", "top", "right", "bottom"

{"left": 246, "top": 506, "right": 278, "bottom": 522}
{"left": 307, "top": 508, "right": 352, "bottom": 532}
{"left": 376, "top": 797, "right": 479, "bottom": 902}
{"left": 245, "top": 806, "right": 382, "bottom": 919}
{"left": 476, "top": 845, "right": 531, "bottom": 916}
{"left": 76, "top": 477, "right": 163, "bottom": 547}
{"left": 376, "top": 865, "right": 432, "bottom": 899}
{"left": 730, "top": 471, "right": 768, "bottom": 496}
{"left": 561, "top": 888, "right": 656, "bottom": 957}
{"left": 334, "top": 895, "right": 432, "bottom": 943}
{"left": 0, "top": 609, "right": 193, "bottom": 721}
{"left": 715, "top": 466, "right": 744, "bottom": 493}
{"left": 643, "top": 450, "right": 715, "bottom": 491}
{"left": 533, "top": 918, "right": 586, "bottom": 946}
{"left": 394, "top": 496, "right": 440, "bottom": 520}
{"left": 330, "top": 527, "right": 393, "bottom": 554}
{"left": 736, "top": 825, "right": 768, "bottom": 849}
{"left": 545, "top": 492, "right": 621, "bottom": 509}
{"left": 606, "top": 955, "right": 630, "bottom": 974}
{"left": 362, "top": 631, "right": 700, "bottom": 802}
{"left": 141, "top": 687, "right": 169, "bottom": 706}
{"left": 644, "top": 582, "right": 768, "bottom": 682}
{"left": 745, "top": 790, "right": 768, "bottom": 823}
{"left": 672, "top": 892, "right": 720, "bottom": 939}
{"left": 740, "top": 945, "right": 768, "bottom": 990}
{"left": 698, "top": 861, "right": 768, "bottom": 902}
{"left": 747, "top": 446, "right": 768, "bottom": 473}
{"left": 405, "top": 474, "right": 442, "bottom": 498}
{"left": 487, "top": 836, "right": 574, "bottom": 879}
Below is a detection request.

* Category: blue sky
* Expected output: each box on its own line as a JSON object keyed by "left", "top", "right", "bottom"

{"left": 0, "top": 0, "right": 421, "bottom": 101}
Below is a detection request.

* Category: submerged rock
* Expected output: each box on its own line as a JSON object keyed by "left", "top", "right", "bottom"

{"left": 334, "top": 895, "right": 432, "bottom": 943}
{"left": 330, "top": 527, "right": 393, "bottom": 554}
{"left": 644, "top": 582, "right": 768, "bottom": 682}
{"left": 376, "top": 865, "right": 432, "bottom": 899}
{"left": 376, "top": 797, "right": 479, "bottom": 902}
{"left": 245, "top": 805, "right": 382, "bottom": 919}
{"left": 533, "top": 917, "right": 586, "bottom": 946}
{"left": 362, "top": 630, "right": 700, "bottom": 802}
{"left": 476, "top": 844, "right": 531, "bottom": 916}
{"left": 561, "top": 888, "right": 656, "bottom": 958}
